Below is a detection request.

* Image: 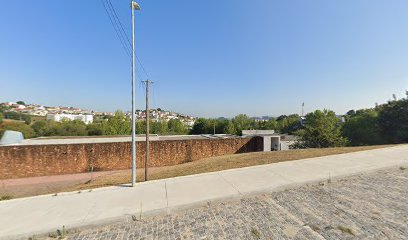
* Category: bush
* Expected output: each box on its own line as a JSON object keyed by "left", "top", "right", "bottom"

{"left": 31, "top": 120, "right": 48, "bottom": 137}
{"left": 3, "top": 112, "right": 31, "bottom": 124}
{"left": 0, "top": 121, "right": 35, "bottom": 139}
{"left": 31, "top": 120, "right": 88, "bottom": 137}
{"left": 86, "top": 123, "right": 105, "bottom": 135}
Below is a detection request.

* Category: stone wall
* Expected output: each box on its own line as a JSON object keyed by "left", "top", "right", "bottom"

{"left": 0, "top": 137, "right": 263, "bottom": 179}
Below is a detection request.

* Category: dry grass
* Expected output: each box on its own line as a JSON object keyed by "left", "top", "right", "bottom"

{"left": 1, "top": 119, "right": 25, "bottom": 124}
{"left": 68, "top": 145, "right": 393, "bottom": 192}
{"left": 0, "top": 195, "right": 13, "bottom": 201}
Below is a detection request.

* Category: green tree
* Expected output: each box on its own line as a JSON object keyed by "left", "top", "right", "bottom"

{"left": 346, "top": 109, "right": 356, "bottom": 117}
{"left": 278, "top": 114, "right": 301, "bottom": 134}
{"left": 167, "top": 119, "right": 188, "bottom": 134}
{"left": 45, "top": 121, "right": 65, "bottom": 136}
{"left": 231, "top": 114, "right": 252, "bottom": 135}
{"left": 151, "top": 120, "right": 168, "bottom": 134}
{"left": 190, "top": 118, "right": 212, "bottom": 134}
{"left": 295, "top": 110, "right": 347, "bottom": 148}
{"left": 257, "top": 119, "right": 278, "bottom": 130}
{"left": 16, "top": 101, "right": 26, "bottom": 105}
{"left": 342, "top": 109, "right": 383, "bottom": 146}
{"left": 222, "top": 119, "right": 236, "bottom": 134}
{"left": 378, "top": 98, "right": 408, "bottom": 143}
{"left": 136, "top": 120, "right": 146, "bottom": 134}
{"left": 60, "top": 120, "right": 88, "bottom": 136}
{"left": 103, "top": 111, "right": 131, "bottom": 135}
{"left": 86, "top": 123, "right": 105, "bottom": 136}
{"left": 31, "top": 120, "right": 48, "bottom": 137}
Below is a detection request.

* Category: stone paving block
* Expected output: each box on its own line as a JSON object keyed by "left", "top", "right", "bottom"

{"left": 66, "top": 168, "right": 408, "bottom": 240}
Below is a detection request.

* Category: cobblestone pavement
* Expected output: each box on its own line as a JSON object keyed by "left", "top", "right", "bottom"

{"left": 63, "top": 168, "right": 408, "bottom": 240}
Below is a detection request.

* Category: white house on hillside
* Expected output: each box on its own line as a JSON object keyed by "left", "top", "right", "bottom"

{"left": 47, "top": 114, "right": 93, "bottom": 124}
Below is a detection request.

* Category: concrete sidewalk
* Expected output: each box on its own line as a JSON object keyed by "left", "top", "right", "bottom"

{"left": 0, "top": 145, "right": 407, "bottom": 239}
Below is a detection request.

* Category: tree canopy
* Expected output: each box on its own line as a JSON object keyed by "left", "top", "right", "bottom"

{"left": 377, "top": 98, "right": 408, "bottom": 143}
{"left": 102, "top": 111, "right": 131, "bottom": 135}
{"left": 342, "top": 109, "right": 383, "bottom": 146}
{"left": 294, "top": 110, "right": 347, "bottom": 148}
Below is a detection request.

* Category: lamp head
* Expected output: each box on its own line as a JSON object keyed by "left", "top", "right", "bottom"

{"left": 132, "top": 1, "right": 140, "bottom": 10}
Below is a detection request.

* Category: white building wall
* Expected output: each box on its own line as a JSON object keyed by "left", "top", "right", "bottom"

{"left": 263, "top": 136, "right": 271, "bottom": 152}
{"left": 83, "top": 115, "right": 94, "bottom": 124}
{"left": 280, "top": 141, "right": 296, "bottom": 151}
{"left": 46, "top": 114, "right": 93, "bottom": 124}
{"left": 261, "top": 136, "right": 281, "bottom": 151}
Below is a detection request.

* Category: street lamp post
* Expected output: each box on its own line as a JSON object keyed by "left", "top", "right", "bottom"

{"left": 131, "top": 0, "right": 140, "bottom": 187}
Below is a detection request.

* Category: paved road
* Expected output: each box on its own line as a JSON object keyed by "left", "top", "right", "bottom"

{"left": 0, "top": 145, "right": 407, "bottom": 239}
{"left": 68, "top": 168, "right": 408, "bottom": 240}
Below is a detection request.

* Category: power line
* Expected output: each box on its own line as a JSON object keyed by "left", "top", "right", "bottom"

{"left": 104, "top": 0, "right": 151, "bottom": 79}
{"left": 106, "top": 0, "right": 132, "bottom": 54}
{"left": 109, "top": 0, "right": 151, "bottom": 79}
{"left": 100, "top": 0, "right": 132, "bottom": 59}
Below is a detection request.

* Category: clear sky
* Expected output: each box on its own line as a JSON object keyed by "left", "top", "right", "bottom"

{"left": 1, "top": 0, "right": 408, "bottom": 118}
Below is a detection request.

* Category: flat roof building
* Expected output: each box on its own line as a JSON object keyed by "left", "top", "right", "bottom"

{"left": 242, "top": 130, "right": 297, "bottom": 151}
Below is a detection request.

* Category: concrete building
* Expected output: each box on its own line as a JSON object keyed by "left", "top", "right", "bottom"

{"left": 47, "top": 114, "right": 93, "bottom": 124}
{"left": 242, "top": 130, "right": 278, "bottom": 151}
{"left": 279, "top": 134, "right": 298, "bottom": 150}
{"left": 242, "top": 130, "right": 297, "bottom": 151}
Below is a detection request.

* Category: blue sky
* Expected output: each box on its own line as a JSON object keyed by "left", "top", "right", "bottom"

{"left": 1, "top": 0, "right": 407, "bottom": 118}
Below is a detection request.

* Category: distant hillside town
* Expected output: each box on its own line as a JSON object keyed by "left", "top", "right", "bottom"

{"left": 0, "top": 101, "right": 196, "bottom": 126}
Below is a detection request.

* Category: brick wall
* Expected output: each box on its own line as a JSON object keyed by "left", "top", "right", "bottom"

{"left": 0, "top": 137, "right": 263, "bottom": 179}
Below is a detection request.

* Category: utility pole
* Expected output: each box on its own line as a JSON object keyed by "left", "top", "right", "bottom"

{"left": 302, "top": 102, "right": 305, "bottom": 117}
{"left": 142, "top": 80, "right": 153, "bottom": 181}
{"left": 131, "top": 0, "right": 140, "bottom": 187}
